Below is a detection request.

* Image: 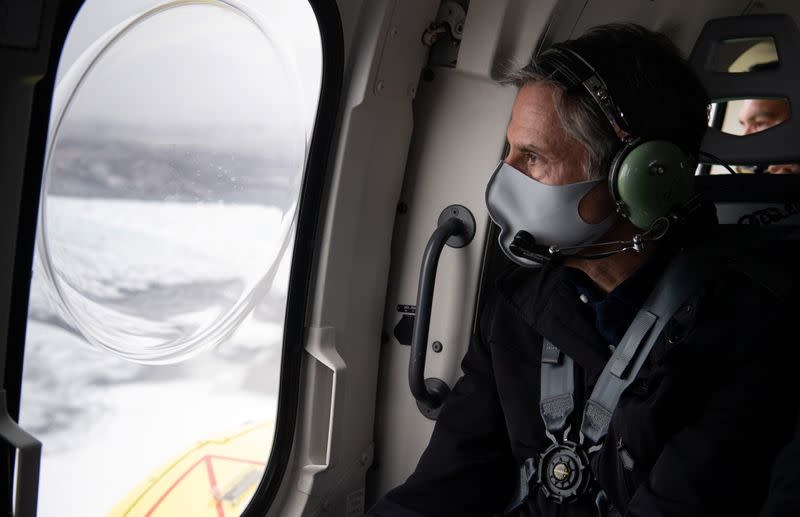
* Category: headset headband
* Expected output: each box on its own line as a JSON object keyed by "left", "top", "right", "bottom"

{"left": 537, "top": 45, "right": 635, "bottom": 142}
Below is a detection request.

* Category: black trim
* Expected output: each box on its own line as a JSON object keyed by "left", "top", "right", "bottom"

{"left": 696, "top": 174, "right": 800, "bottom": 202}
{"left": 698, "top": 101, "right": 728, "bottom": 176}
{"left": 243, "top": 0, "right": 344, "bottom": 514}
{"left": 710, "top": 101, "right": 727, "bottom": 130}
{"left": 3, "top": 1, "right": 85, "bottom": 511}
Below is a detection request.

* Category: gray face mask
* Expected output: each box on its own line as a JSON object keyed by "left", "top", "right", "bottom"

{"left": 485, "top": 161, "right": 617, "bottom": 268}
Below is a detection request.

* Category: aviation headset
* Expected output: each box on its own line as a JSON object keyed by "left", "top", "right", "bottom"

{"left": 536, "top": 44, "right": 697, "bottom": 230}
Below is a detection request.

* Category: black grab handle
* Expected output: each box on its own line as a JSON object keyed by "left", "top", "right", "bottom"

{"left": 410, "top": 205, "right": 476, "bottom": 419}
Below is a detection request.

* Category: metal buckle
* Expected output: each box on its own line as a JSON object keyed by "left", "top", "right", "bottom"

{"left": 536, "top": 439, "right": 591, "bottom": 503}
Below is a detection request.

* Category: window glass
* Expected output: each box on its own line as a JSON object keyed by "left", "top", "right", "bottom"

{"left": 19, "top": 1, "right": 321, "bottom": 515}
{"left": 710, "top": 96, "right": 790, "bottom": 137}
{"left": 705, "top": 36, "right": 777, "bottom": 73}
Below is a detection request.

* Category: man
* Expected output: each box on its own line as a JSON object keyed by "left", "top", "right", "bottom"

{"left": 368, "top": 24, "right": 797, "bottom": 516}
{"left": 738, "top": 61, "right": 799, "bottom": 174}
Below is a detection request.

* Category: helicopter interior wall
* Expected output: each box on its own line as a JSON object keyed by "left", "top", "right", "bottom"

{"left": 370, "top": 66, "right": 517, "bottom": 498}
{"left": 367, "top": 0, "right": 560, "bottom": 501}
{"left": 263, "top": 1, "right": 446, "bottom": 515}
{"left": 364, "top": 0, "right": 800, "bottom": 510}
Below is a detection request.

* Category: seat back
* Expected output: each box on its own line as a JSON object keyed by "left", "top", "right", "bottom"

{"left": 689, "top": 15, "right": 800, "bottom": 235}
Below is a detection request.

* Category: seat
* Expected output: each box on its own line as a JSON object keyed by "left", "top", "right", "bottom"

{"left": 690, "top": 14, "right": 800, "bottom": 229}
{"left": 690, "top": 14, "right": 800, "bottom": 516}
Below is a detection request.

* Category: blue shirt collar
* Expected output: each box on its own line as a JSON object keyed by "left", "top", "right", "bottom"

{"left": 560, "top": 255, "right": 668, "bottom": 347}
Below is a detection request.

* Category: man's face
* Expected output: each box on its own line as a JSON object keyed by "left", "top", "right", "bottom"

{"left": 738, "top": 98, "right": 799, "bottom": 174}
{"left": 505, "top": 82, "right": 589, "bottom": 185}
{"left": 505, "top": 81, "right": 614, "bottom": 223}
{"left": 739, "top": 98, "right": 790, "bottom": 135}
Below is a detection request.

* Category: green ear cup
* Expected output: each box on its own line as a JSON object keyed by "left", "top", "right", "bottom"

{"left": 616, "top": 140, "right": 695, "bottom": 229}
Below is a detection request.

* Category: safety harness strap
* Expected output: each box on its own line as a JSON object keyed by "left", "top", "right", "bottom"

{"left": 507, "top": 248, "right": 712, "bottom": 514}
{"left": 540, "top": 339, "right": 575, "bottom": 435}
{"left": 505, "top": 457, "right": 538, "bottom": 514}
{"left": 581, "top": 250, "right": 708, "bottom": 445}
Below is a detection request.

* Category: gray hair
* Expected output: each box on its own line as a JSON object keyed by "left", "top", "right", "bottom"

{"left": 502, "top": 64, "right": 618, "bottom": 181}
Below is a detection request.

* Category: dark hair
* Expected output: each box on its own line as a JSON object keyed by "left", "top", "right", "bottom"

{"left": 504, "top": 23, "right": 709, "bottom": 179}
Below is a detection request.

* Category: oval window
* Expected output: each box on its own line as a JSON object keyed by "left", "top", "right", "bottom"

{"left": 38, "top": 0, "right": 305, "bottom": 363}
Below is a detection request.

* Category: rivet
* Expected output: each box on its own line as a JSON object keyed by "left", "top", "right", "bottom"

{"left": 649, "top": 162, "right": 666, "bottom": 176}
{"left": 553, "top": 463, "right": 570, "bottom": 480}
{"left": 432, "top": 341, "right": 443, "bottom": 353}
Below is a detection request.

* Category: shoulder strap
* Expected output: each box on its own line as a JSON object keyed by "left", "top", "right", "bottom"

{"left": 580, "top": 250, "right": 712, "bottom": 445}
{"left": 540, "top": 339, "right": 575, "bottom": 437}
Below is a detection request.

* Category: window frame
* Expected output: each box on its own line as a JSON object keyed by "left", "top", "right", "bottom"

{"left": 243, "top": 0, "right": 343, "bottom": 513}
{"left": 3, "top": 2, "right": 86, "bottom": 511}
{"left": 3, "top": 0, "right": 344, "bottom": 514}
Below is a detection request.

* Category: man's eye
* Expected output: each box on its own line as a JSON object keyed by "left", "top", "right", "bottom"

{"left": 753, "top": 118, "right": 774, "bottom": 130}
{"left": 526, "top": 153, "right": 538, "bottom": 166}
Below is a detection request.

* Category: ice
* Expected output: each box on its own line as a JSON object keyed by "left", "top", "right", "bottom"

{"left": 20, "top": 197, "right": 287, "bottom": 516}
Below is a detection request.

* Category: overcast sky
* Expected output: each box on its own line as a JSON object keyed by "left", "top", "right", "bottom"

{"left": 55, "top": 0, "right": 322, "bottom": 136}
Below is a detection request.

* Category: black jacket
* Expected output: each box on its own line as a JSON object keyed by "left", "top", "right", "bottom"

{"left": 760, "top": 434, "right": 800, "bottom": 517}
{"left": 369, "top": 244, "right": 798, "bottom": 516}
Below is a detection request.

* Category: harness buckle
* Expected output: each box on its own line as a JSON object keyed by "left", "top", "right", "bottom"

{"left": 536, "top": 439, "right": 592, "bottom": 504}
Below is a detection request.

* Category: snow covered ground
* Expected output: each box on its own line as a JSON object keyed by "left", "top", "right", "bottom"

{"left": 19, "top": 197, "right": 288, "bottom": 517}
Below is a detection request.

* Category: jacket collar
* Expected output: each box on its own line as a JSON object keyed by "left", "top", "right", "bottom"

{"left": 497, "top": 264, "right": 609, "bottom": 383}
